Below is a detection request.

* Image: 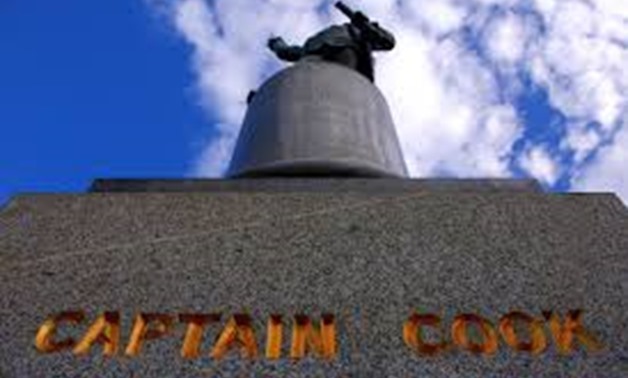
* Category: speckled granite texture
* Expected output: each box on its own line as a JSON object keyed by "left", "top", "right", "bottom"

{"left": 1, "top": 179, "right": 626, "bottom": 377}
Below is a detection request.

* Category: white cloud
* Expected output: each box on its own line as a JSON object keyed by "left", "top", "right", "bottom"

{"left": 378, "top": 29, "right": 521, "bottom": 177}
{"left": 525, "top": 0, "right": 628, "bottom": 201}
{"left": 484, "top": 12, "right": 528, "bottom": 65}
{"left": 192, "top": 123, "right": 238, "bottom": 177}
{"left": 153, "top": 0, "right": 628, "bottom": 204}
{"left": 565, "top": 125, "right": 602, "bottom": 164}
{"left": 572, "top": 124, "right": 628, "bottom": 201}
{"left": 519, "top": 146, "right": 559, "bottom": 186}
{"left": 400, "top": 0, "right": 467, "bottom": 37}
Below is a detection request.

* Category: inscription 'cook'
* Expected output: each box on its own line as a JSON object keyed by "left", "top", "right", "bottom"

{"left": 34, "top": 310, "right": 602, "bottom": 359}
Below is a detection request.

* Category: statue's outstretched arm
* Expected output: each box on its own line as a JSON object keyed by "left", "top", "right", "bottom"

{"left": 268, "top": 37, "right": 304, "bottom": 62}
{"left": 362, "top": 22, "right": 395, "bottom": 51}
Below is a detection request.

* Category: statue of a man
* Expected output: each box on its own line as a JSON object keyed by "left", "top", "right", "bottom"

{"left": 267, "top": 2, "right": 395, "bottom": 82}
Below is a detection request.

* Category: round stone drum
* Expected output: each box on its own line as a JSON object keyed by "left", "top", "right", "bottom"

{"left": 227, "top": 61, "right": 408, "bottom": 178}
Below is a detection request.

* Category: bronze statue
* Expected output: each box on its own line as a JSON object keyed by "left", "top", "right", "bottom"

{"left": 268, "top": 2, "right": 395, "bottom": 82}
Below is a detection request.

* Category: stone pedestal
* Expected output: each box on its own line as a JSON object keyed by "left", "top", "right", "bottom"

{"left": 1, "top": 179, "right": 626, "bottom": 376}
{"left": 228, "top": 62, "right": 408, "bottom": 178}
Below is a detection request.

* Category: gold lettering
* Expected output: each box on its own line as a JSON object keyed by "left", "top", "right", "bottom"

{"left": 125, "top": 313, "right": 174, "bottom": 357}
{"left": 33, "top": 308, "right": 607, "bottom": 359}
{"left": 451, "top": 313, "right": 498, "bottom": 355}
{"left": 265, "top": 314, "right": 283, "bottom": 359}
{"left": 179, "top": 313, "right": 220, "bottom": 359}
{"left": 211, "top": 314, "right": 258, "bottom": 359}
{"left": 403, "top": 313, "right": 449, "bottom": 356}
{"left": 499, "top": 311, "right": 546, "bottom": 354}
{"left": 73, "top": 312, "right": 120, "bottom": 356}
{"left": 290, "top": 313, "right": 336, "bottom": 359}
{"left": 543, "top": 310, "right": 602, "bottom": 354}
{"left": 34, "top": 311, "right": 85, "bottom": 353}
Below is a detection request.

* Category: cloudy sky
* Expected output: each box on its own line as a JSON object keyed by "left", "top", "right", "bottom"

{"left": 1, "top": 0, "right": 626, "bottom": 205}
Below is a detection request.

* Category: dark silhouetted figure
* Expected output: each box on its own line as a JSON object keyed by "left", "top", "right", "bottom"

{"left": 267, "top": 2, "right": 395, "bottom": 82}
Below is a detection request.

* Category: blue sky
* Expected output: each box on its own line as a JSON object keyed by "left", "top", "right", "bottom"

{"left": 0, "top": 1, "right": 210, "bottom": 205}
{"left": 1, "top": 0, "right": 627, "bottom": 206}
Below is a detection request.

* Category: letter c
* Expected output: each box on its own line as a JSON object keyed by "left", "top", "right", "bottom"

{"left": 35, "top": 311, "right": 85, "bottom": 353}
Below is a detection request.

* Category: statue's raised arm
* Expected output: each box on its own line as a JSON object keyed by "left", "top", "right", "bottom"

{"left": 334, "top": 1, "right": 395, "bottom": 51}
{"left": 266, "top": 1, "right": 396, "bottom": 82}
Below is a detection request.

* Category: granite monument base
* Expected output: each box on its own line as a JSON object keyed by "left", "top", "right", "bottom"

{"left": 1, "top": 179, "right": 626, "bottom": 376}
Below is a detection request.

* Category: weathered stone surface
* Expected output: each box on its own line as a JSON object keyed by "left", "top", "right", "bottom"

{"left": 227, "top": 62, "right": 408, "bottom": 178}
{"left": 1, "top": 179, "right": 626, "bottom": 377}
{"left": 89, "top": 178, "right": 542, "bottom": 193}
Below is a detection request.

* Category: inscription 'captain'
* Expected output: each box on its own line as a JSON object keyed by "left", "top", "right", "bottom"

{"left": 36, "top": 312, "right": 336, "bottom": 360}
